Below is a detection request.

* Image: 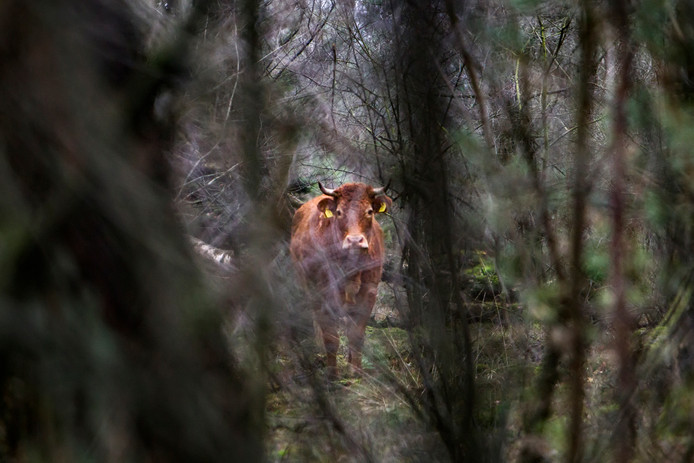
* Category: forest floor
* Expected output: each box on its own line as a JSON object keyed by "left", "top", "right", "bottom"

{"left": 263, "top": 282, "right": 626, "bottom": 462}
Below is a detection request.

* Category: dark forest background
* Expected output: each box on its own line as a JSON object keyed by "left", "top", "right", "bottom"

{"left": 3, "top": 0, "right": 694, "bottom": 461}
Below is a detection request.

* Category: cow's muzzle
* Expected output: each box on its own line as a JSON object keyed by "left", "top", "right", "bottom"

{"left": 343, "top": 234, "right": 368, "bottom": 250}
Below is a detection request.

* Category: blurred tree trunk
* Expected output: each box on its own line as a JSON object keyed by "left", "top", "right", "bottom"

{"left": 564, "top": 3, "right": 597, "bottom": 462}
{"left": 518, "top": 4, "right": 597, "bottom": 462}
{"left": 607, "top": 1, "right": 637, "bottom": 461}
{"left": 0, "top": 1, "right": 262, "bottom": 460}
{"left": 658, "top": 0, "right": 694, "bottom": 382}
{"left": 394, "top": 1, "right": 478, "bottom": 461}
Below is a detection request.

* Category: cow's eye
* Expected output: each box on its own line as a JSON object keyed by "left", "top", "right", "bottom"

{"left": 366, "top": 209, "right": 374, "bottom": 216}
{"left": 336, "top": 209, "right": 342, "bottom": 217}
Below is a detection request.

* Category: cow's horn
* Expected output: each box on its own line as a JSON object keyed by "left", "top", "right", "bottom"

{"left": 372, "top": 179, "right": 391, "bottom": 196}
{"left": 318, "top": 182, "right": 337, "bottom": 197}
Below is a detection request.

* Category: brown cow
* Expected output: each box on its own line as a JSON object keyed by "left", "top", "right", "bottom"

{"left": 290, "top": 182, "right": 392, "bottom": 378}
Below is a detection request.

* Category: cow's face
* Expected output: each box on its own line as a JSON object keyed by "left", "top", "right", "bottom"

{"left": 316, "top": 183, "right": 391, "bottom": 252}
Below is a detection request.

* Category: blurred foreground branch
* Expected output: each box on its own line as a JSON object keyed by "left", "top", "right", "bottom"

{"left": 0, "top": 1, "right": 262, "bottom": 460}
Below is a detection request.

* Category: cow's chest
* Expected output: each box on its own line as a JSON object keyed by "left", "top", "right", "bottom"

{"left": 342, "top": 272, "right": 362, "bottom": 304}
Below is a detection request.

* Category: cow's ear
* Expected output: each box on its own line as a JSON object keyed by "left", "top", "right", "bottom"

{"left": 317, "top": 197, "right": 336, "bottom": 218}
{"left": 373, "top": 195, "right": 392, "bottom": 214}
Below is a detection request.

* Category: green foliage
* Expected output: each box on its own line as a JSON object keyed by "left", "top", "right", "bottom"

{"left": 584, "top": 235, "right": 609, "bottom": 285}
{"left": 463, "top": 250, "right": 502, "bottom": 299}
{"left": 525, "top": 282, "right": 561, "bottom": 323}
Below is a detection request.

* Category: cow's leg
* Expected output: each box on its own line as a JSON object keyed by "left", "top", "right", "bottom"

{"left": 316, "top": 305, "right": 340, "bottom": 379}
{"left": 346, "top": 282, "right": 378, "bottom": 375}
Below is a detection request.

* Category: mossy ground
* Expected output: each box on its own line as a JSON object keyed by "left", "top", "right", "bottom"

{"left": 265, "top": 291, "right": 539, "bottom": 462}
{"left": 265, "top": 262, "right": 665, "bottom": 462}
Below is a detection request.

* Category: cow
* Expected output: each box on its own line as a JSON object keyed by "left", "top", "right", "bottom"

{"left": 290, "top": 182, "right": 392, "bottom": 379}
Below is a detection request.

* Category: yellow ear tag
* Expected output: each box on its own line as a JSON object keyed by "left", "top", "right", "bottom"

{"left": 378, "top": 203, "right": 387, "bottom": 213}
{"left": 324, "top": 209, "right": 333, "bottom": 218}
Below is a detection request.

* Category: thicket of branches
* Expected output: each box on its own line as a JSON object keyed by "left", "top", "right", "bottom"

{"left": 4, "top": 0, "right": 694, "bottom": 461}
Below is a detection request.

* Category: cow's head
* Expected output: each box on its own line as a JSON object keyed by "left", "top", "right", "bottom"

{"left": 316, "top": 182, "right": 391, "bottom": 252}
